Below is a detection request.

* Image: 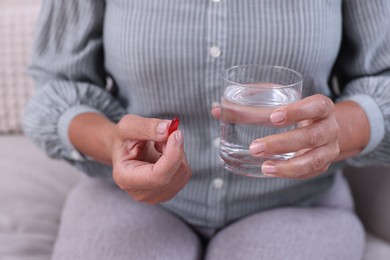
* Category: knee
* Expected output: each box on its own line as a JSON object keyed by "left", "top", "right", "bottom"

{"left": 205, "top": 209, "right": 365, "bottom": 260}
{"left": 335, "top": 210, "right": 365, "bottom": 257}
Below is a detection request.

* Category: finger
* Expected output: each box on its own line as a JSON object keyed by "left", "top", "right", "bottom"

{"left": 115, "top": 140, "right": 160, "bottom": 164}
{"left": 250, "top": 117, "right": 338, "bottom": 156}
{"left": 211, "top": 102, "right": 221, "bottom": 120}
{"left": 143, "top": 142, "right": 162, "bottom": 163}
{"left": 151, "top": 130, "right": 184, "bottom": 181}
{"left": 219, "top": 84, "right": 290, "bottom": 125}
{"left": 113, "top": 160, "right": 155, "bottom": 190}
{"left": 118, "top": 114, "right": 172, "bottom": 143}
{"left": 114, "top": 131, "right": 184, "bottom": 190}
{"left": 161, "top": 156, "right": 191, "bottom": 199}
{"left": 211, "top": 107, "right": 221, "bottom": 120}
{"left": 115, "top": 157, "right": 178, "bottom": 191}
{"left": 270, "top": 94, "right": 334, "bottom": 126}
{"left": 114, "top": 140, "right": 147, "bottom": 163}
{"left": 220, "top": 100, "right": 274, "bottom": 125}
{"left": 148, "top": 161, "right": 191, "bottom": 204}
{"left": 154, "top": 142, "right": 164, "bottom": 154}
{"left": 261, "top": 145, "right": 338, "bottom": 178}
{"left": 125, "top": 187, "right": 159, "bottom": 204}
{"left": 212, "top": 99, "right": 271, "bottom": 125}
{"left": 154, "top": 139, "right": 170, "bottom": 154}
{"left": 139, "top": 154, "right": 191, "bottom": 204}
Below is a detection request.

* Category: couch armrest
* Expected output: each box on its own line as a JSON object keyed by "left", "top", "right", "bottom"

{"left": 0, "top": 136, "right": 81, "bottom": 259}
{"left": 344, "top": 166, "right": 390, "bottom": 243}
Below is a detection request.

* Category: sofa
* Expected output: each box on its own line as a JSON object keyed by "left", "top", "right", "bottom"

{"left": 0, "top": 1, "right": 390, "bottom": 259}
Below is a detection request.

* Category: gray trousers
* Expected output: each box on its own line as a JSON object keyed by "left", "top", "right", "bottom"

{"left": 52, "top": 173, "right": 364, "bottom": 260}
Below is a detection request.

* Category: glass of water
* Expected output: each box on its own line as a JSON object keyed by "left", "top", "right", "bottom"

{"left": 220, "top": 65, "right": 303, "bottom": 177}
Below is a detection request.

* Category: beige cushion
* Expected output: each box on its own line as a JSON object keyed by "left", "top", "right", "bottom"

{"left": 0, "top": 136, "right": 81, "bottom": 259}
{"left": 344, "top": 166, "right": 390, "bottom": 243}
{"left": 364, "top": 233, "right": 390, "bottom": 260}
{"left": 0, "top": 0, "right": 41, "bottom": 133}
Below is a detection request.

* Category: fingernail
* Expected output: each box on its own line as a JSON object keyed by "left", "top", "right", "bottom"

{"left": 157, "top": 121, "right": 169, "bottom": 134}
{"left": 262, "top": 163, "right": 276, "bottom": 175}
{"left": 270, "top": 111, "right": 285, "bottom": 123}
{"left": 212, "top": 101, "right": 220, "bottom": 108}
{"left": 175, "top": 130, "right": 184, "bottom": 145}
{"left": 250, "top": 142, "right": 265, "bottom": 154}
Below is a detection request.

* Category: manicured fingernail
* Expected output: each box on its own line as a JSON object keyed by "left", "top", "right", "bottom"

{"left": 157, "top": 121, "right": 169, "bottom": 134}
{"left": 270, "top": 111, "right": 285, "bottom": 123}
{"left": 250, "top": 142, "right": 265, "bottom": 154}
{"left": 175, "top": 130, "right": 184, "bottom": 145}
{"left": 212, "top": 101, "right": 220, "bottom": 108}
{"left": 262, "top": 163, "right": 276, "bottom": 175}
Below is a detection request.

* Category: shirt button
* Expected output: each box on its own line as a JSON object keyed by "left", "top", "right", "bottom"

{"left": 213, "top": 137, "right": 220, "bottom": 148}
{"left": 70, "top": 150, "right": 83, "bottom": 161}
{"left": 213, "top": 178, "right": 224, "bottom": 189}
{"left": 209, "top": 46, "right": 222, "bottom": 58}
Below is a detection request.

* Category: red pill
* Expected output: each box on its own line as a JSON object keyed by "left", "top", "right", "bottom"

{"left": 168, "top": 116, "right": 180, "bottom": 136}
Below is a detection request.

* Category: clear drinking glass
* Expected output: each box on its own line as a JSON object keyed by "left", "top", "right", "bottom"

{"left": 220, "top": 65, "right": 303, "bottom": 177}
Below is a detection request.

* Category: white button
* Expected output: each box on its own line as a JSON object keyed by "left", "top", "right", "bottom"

{"left": 213, "top": 178, "right": 224, "bottom": 189}
{"left": 70, "top": 150, "right": 83, "bottom": 161}
{"left": 209, "top": 46, "right": 222, "bottom": 58}
{"left": 213, "top": 0, "right": 221, "bottom": 3}
{"left": 213, "top": 137, "right": 220, "bottom": 148}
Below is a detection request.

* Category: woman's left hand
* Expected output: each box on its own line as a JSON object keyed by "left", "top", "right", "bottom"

{"left": 212, "top": 94, "right": 341, "bottom": 179}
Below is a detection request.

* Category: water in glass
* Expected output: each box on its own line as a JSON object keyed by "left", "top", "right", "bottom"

{"left": 220, "top": 84, "right": 301, "bottom": 177}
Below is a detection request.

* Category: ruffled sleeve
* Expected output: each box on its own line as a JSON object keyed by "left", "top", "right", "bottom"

{"left": 22, "top": 0, "right": 126, "bottom": 177}
{"left": 336, "top": 0, "right": 390, "bottom": 166}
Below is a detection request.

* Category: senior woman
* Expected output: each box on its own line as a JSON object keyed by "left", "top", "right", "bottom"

{"left": 23, "top": 0, "right": 390, "bottom": 259}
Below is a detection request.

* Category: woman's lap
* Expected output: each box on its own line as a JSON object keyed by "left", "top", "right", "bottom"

{"left": 205, "top": 207, "right": 364, "bottom": 260}
{"left": 51, "top": 176, "right": 202, "bottom": 260}
{"left": 52, "top": 173, "right": 364, "bottom": 260}
{"left": 205, "top": 173, "right": 364, "bottom": 260}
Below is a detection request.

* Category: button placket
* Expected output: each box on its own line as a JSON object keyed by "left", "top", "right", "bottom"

{"left": 204, "top": 0, "right": 228, "bottom": 227}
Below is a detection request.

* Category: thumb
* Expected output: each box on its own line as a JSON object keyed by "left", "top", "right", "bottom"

{"left": 117, "top": 114, "right": 171, "bottom": 143}
{"left": 152, "top": 130, "right": 185, "bottom": 180}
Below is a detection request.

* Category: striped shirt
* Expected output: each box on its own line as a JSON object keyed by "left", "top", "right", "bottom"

{"left": 23, "top": 0, "right": 390, "bottom": 228}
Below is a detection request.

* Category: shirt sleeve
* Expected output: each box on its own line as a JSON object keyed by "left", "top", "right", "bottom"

{"left": 335, "top": 0, "right": 390, "bottom": 167}
{"left": 22, "top": 0, "right": 126, "bottom": 178}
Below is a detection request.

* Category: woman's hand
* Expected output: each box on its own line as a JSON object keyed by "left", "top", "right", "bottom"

{"left": 250, "top": 94, "right": 340, "bottom": 178}
{"left": 111, "top": 115, "right": 192, "bottom": 204}
{"left": 69, "top": 113, "right": 192, "bottom": 204}
{"left": 212, "top": 94, "right": 341, "bottom": 179}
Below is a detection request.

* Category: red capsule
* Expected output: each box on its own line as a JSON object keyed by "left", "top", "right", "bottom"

{"left": 168, "top": 116, "right": 180, "bottom": 135}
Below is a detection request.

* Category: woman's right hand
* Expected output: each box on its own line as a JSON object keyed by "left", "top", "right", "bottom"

{"left": 110, "top": 115, "right": 192, "bottom": 205}
{"left": 69, "top": 113, "right": 191, "bottom": 205}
